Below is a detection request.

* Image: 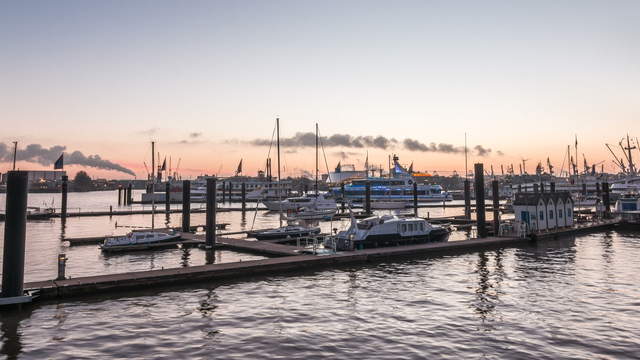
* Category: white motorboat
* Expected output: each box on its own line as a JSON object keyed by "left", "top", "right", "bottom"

{"left": 263, "top": 192, "right": 337, "bottom": 212}
{"left": 26, "top": 206, "right": 56, "bottom": 220}
{"left": 326, "top": 213, "right": 449, "bottom": 251}
{"left": 100, "top": 230, "right": 180, "bottom": 251}
{"left": 614, "top": 192, "right": 640, "bottom": 225}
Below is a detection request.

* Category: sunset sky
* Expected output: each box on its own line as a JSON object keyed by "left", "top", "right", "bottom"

{"left": 1, "top": 0, "right": 639, "bottom": 179}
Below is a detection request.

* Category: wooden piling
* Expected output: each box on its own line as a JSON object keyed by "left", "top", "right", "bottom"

{"left": 413, "top": 181, "right": 418, "bottom": 217}
{"left": 206, "top": 178, "right": 217, "bottom": 248}
{"left": 165, "top": 182, "right": 171, "bottom": 214}
{"left": 127, "top": 183, "right": 133, "bottom": 205}
{"left": 1, "top": 171, "right": 28, "bottom": 298}
{"left": 182, "top": 180, "right": 191, "bottom": 232}
{"left": 492, "top": 180, "right": 500, "bottom": 234}
{"left": 61, "top": 175, "right": 68, "bottom": 220}
{"left": 365, "top": 181, "right": 371, "bottom": 215}
{"left": 474, "top": 163, "right": 487, "bottom": 238}
{"left": 117, "top": 186, "right": 122, "bottom": 205}
{"left": 603, "top": 182, "right": 611, "bottom": 216}
{"left": 241, "top": 182, "right": 246, "bottom": 211}
{"left": 464, "top": 179, "right": 471, "bottom": 220}
{"left": 340, "top": 183, "right": 346, "bottom": 213}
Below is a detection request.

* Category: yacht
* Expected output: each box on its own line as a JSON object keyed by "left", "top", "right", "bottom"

{"left": 614, "top": 192, "right": 640, "bottom": 225}
{"left": 263, "top": 192, "right": 336, "bottom": 212}
{"left": 100, "top": 230, "right": 180, "bottom": 252}
{"left": 331, "top": 155, "right": 452, "bottom": 202}
{"left": 26, "top": 206, "right": 56, "bottom": 220}
{"left": 326, "top": 213, "right": 449, "bottom": 251}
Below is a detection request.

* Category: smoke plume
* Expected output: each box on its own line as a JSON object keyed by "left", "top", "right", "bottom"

{"left": 250, "top": 132, "right": 397, "bottom": 149}
{"left": 0, "top": 143, "right": 135, "bottom": 175}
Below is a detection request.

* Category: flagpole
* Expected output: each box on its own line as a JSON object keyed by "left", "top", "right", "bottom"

{"left": 12, "top": 141, "right": 17, "bottom": 171}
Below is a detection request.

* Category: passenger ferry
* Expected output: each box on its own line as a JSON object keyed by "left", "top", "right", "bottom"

{"left": 330, "top": 155, "right": 452, "bottom": 202}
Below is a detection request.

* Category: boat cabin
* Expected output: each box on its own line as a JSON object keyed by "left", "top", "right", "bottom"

{"left": 513, "top": 191, "right": 574, "bottom": 233}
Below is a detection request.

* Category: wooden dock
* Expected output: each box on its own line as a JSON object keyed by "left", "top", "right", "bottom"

{"left": 24, "top": 219, "right": 619, "bottom": 301}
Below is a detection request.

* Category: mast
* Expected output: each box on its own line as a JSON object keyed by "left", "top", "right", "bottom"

{"left": 150, "top": 141, "right": 155, "bottom": 230}
{"left": 315, "top": 123, "right": 319, "bottom": 195}
{"left": 464, "top": 133, "right": 468, "bottom": 179}
{"left": 276, "top": 118, "right": 282, "bottom": 227}
{"left": 626, "top": 134, "right": 635, "bottom": 174}
{"left": 12, "top": 141, "right": 17, "bottom": 171}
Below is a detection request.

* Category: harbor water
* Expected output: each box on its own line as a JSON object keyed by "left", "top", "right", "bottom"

{"left": 1, "top": 191, "right": 639, "bottom": 359}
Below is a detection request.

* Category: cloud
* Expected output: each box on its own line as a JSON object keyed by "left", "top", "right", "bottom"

{"left": 0, "top": 143, "right": 135, "bottom": 175}
{"left": 189, "top": 132, "right": 202, "bottom": 138}
{"left": 333, "top": 151, "right": 359, "bottom": 160}
{"left": 249, "top": 132, "right": 398, "bottom": 149}
{"left": 137, "top": 128, "right": 159, "bottom": 136}
{"left": 496, "top": 150, "right": 505, "bottom": 156}
{"left": 474, "top": 145, "right": 492, "bottom": 157}
{"left": 403, "top": 139, "right": 464, "bottom": 153}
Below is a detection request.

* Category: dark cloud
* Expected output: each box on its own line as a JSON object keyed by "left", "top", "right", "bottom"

{"left": 189, "top": 132, "right": 202, "bottom": 138}
{"left": 496, "top": 150, "right": 505, "bottom": 156}
{"left": 0, "top": 143, "right": 135, "bottom": 175}
{"left": 403, "top": 139, "right": 464, "bottom": 153}
{"left": 474, "top": 145, "right": 492, "bottom": 157}
{"left": 249, "top": 132, "right": 398, "bottom": 149}
{"left": 333, "top": 151, "right": 359, "bottom": 160}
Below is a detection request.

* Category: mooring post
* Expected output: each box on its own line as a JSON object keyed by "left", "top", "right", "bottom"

{"left": 464, "top": 179, "right": 471, "bottom": 220}
{"left": 228, "top": 182, "right": 232, "bottom": 202}
{"left": 596, "top": 183, "right": 601, "bottom": 198}
{"left": 241, "top": 182, "right": 246, "bottom": 211}
{"left": 340, "top": 183, "right": 346, "bottom": 213}
{"left": 109, "top": 205, "right": 113, "bottom": 215}
{"left": 492, "top": 180, "right": 500, "bottom": 235}
{"left": 221, "top": 181, "right": 226, "bottom": 203}
{"left": 603, "top": 182, "right": 611, "bottom": 217}
{"left": 550, "top": 182, "right": 556, "bottom": 193}
{"left": 365, "top": 181, "right": 371, "bottom": 215}
{"left": 413, "top": 181, "right": 418, "bottom": 217}
{"left": 540, "top": 182, "right": 545, "bottom": 193}
{"left": 474, "top": 164, "right": 487, "bottom": 238}
{"left": 533, "top": 183, "right": 539, "bottom": 194}
{"left": 57, "top": 253, "right": 67, "bottom": 280}
{"left": 165, "top": 182, "right": 171, "bottom": 215}
{"left": 61, "top": 175, "right": 68, "bottom": 220}
{"left": 182, "top": 180, "right": 191, "bottom": 232}
{"left": 517, "top": 184, "right": 522, "bottom": 193}
{"left": 206, "top": 177, "right": 217, "bottom": 248}
{"left": 127, "top": 183, "right": 133, "bottom": 205}
{"left": 582, "top": 183, "right": 587, "bottom": 196}
{"left": 1, "top": 171, "right": 28, "bottom": 298}
{"left": 117, "top": 186, "right": 122, "bottom": 205}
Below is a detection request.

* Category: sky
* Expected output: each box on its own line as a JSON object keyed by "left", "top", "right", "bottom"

{"left": 1, "top": 0, "right": 639, "bottom": 179}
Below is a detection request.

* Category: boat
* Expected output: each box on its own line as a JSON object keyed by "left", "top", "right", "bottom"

{"left": 285, "top": 206, "right": 336, "bottom": 221}
{"left": 331, "top": 155, "right": 452, "bottom": 203}
{"left": 247, "top": 118, "right": 320, "bottom": 239}
{"left": 326, "top": 213, "right": 450, "bottom": 251}
{"left": 263, "top": 192, "right": 336, "bottom": 212}
{"left": 573, "top": 194, "right": 600, "bottom": 207}
{"left": 100, "top": 230, "right": 181, "bottom": 252}
{"left": 247, "top": 225, "right": 321, "bottom": 240}
{"left": 614, "top": 192, "right": 640, "bottom": 225}
{"left": 26, "top": 206, "right": 56, "bottom": 220}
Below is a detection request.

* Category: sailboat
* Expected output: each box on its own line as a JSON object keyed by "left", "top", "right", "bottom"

{"left": 248, "top": 118, "right": 321, "bottom": 240}
{"left": 263, "top": 123, "right": 337, "bottom": 219}
{"left": 101, "top": 141, "right": 179, "bottom": 252}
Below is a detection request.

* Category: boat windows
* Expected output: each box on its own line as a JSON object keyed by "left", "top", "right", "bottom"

{"left": 357, "top": 222, "right": 374, "bottom": 230}
{"left": 539, "top": 211, "right": 544, "bottom": 220}
{"left": 549, "top": 210, "right": 554, "bottom": 219}
{"left": 402, "top": 224, "right": 407, "bottom": 232}
{"left": 136, "top": 235, "right": 144, "bottom": 240}
{"left": 559, "top": 210, "right": 563, "bottom": 218}
{"left": 420, "top": 223, "right": 424, "bottom": 231}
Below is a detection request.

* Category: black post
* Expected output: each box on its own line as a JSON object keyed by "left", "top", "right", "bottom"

{"left": 540, "top": 182, "right": 545, "bottom": 193}
{"left": 533, "top": 183, "right": 539, "bottom": 194}
{"left": 365, "top": 181, "right": 371, "bottom": 215}
{"left": 206, "top": 178, "right": 217, "bottom": 248}
{"left": 413, "top": 181, "right": 418, "bottom": 217}
{"left": 57, "top": 254, "right": 67, "bottom": 281}
{"left": 474, "top": 164, "right": 487, "bottom": 238}
{"left": 127, "top": 183, "right": 133, "bottom": 205}
{"left": 221, "top": 181, "right": 226, "bottom": 203}
{"left": 241, "top": 182, "right": 246, "bottom": 211}
{"left": 165, "top": 182, "right": 171, "bottom": 214}
{"left": 61, "top": 175, "right": 68, "bottom": 220}
{"left": 582, "top": 183, "right": 587, "bottom": 196}
{"left": 464, "top": 179, "right": 471, "bottom": 220}
{"left": 596, "top": 183, "right": 601, "bottom": 197}
{"left": 603, "top": 182, "right": 611, "bottom": 217}
{"left": 517, "top": 184, "right": 522, "bottom": 193}
{"left": 1, "top": 171, "right": 28, "bottom": 298}
{"left": 550, "top": 182, "right": 556, "bottom": 193}
{"left": 117, "top": 186, "right": 122, "bottom": 205}
{"left": 228, "top": 182, "right": 232, "bottom": 202}
{"left": 492, "top": 180, "right": 500, "bottom": 235}
{"left": 182, "top": 180, "right": 191, "bottom": 232}
{"left": 340, "top": 183, "right": 346, "bottom": 213}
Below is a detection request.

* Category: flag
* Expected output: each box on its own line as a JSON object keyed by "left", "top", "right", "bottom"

{"left": 408, "top": 162, "right": 413, "bottom": 173}
{"left": 236, "top": 159, "right": 243, "bottom": 175}
{"left": 364, "top": 151, "right": 369, "bottom": 171}
{"left": 335, "top": 161, "right": 341, "bottom": 173}
{"left": 54, "top": 154, "right": 64, "bottom": 169}
{"left": 160, "top": 157, "right": 166, "bottom": 171}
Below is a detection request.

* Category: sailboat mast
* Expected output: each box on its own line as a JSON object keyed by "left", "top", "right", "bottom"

{"left": 315, "top": 123, "right": 319, "bottom": 195}
{"left": 276, "top": 118, "right": 282, "bottom": 227}
{"left": 627, "top": 134, "right": 635, "bottom": 174}
{"left": 151, "top": 141, "right": 155, "bottom": 230}
{"left": 464, "top": 133, "right": 468, "bottom": 179}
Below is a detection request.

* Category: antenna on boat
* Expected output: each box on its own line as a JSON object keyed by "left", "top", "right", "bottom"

{"left": 12, "top": 141, "right": 18, "bottom": 170}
